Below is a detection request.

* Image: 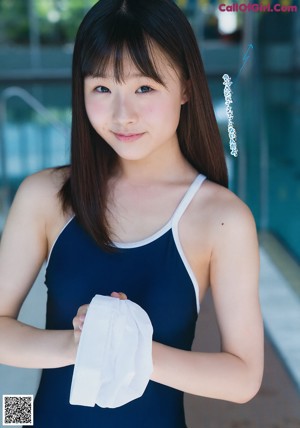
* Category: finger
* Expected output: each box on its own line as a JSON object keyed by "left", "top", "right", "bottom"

{"left": 73, "top": 308, "right": 87, "bottom": 331}
{"left": 72, "top": 315, "right": 82, "bottom": 331}
{"left": 111, "top": 291, "right": 120, "bottom": 299}
{"left": 74, "top": 304, "right": 89, "bottom": 329}
{"left": 77, "top": 304, "right": 89, "bottom": 317}
{"left": 118, "top": 292, "right": 127, "bottom": 300}
{"left": 74, "top": 329, "right": 82, "bottom": 345}
{"left": 111, "top": 291, "right": 127, "bottom": 300}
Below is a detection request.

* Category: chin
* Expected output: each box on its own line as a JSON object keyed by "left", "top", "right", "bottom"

{"left": 116, "top": 153, "right": 149, "bottom": 162}
{"left": 111, "top": 147, "right": 152, "bottom": 162}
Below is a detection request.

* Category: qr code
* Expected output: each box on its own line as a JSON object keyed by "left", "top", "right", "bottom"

{"left": 2, "top": 395, "right": 33, "bottom": 426}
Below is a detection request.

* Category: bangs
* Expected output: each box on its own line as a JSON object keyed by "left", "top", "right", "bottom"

{"left": 81, "top": 16, "right": 165, "bottom": 85}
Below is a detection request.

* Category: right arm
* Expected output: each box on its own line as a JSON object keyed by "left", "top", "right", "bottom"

{"left": 0, "top": 171, "right": 76, "bottom": 369}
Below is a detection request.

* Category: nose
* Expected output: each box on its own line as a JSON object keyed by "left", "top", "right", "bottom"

{"left": 112, "top": 93, "right": 138, "bottom": 126}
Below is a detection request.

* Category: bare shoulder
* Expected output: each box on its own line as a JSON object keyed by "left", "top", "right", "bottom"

{"left": 17, "top": 167, "right": 69, "bottom": 205}
{"left": 196, "top": 179, "right": 256, "bottom": 233}
{"left": 180, "top": 176, "right": 257, "bottom": 242}
{"left": 184, "top": 177, "right": 257, "bottom": 259}
{"left": 9, "top": 167, "right": 71, "bottom": 240}
{"left": 15, "top": 167, "right": 69, "bottom": 217}
{"left": 194, "top": 179, "right": 259, "bottom": 275}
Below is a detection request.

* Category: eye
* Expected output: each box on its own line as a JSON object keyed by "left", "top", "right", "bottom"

{"left": 136, "top": 86, "right": 153, "bottom": 94}
{"left": 95, "top": 86, "right": 110, "bottom": 93}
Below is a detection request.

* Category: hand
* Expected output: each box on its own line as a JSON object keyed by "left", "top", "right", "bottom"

{"left": 72, "top": 292, "right": 128, "bottom": 345}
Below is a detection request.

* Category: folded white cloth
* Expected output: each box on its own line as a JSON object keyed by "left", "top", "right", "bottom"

{"left": 69, "top": 295, "right": 153, "bottom": 408}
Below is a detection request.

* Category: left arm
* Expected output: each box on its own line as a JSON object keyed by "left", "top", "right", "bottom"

{"left": 151, "top": 200, "right": 263, "bottom": 403}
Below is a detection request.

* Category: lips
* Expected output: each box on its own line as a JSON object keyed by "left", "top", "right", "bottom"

{"left": 112, "top": 132, "right": 145, "bottom": 142}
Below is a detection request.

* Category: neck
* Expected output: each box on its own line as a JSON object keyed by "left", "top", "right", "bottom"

{"left": 116, "top": 138, "right": 196, "bottom": 185}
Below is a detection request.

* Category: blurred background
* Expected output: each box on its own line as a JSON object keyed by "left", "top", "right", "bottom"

{"left": 0, "top": 1, "right": 299, "bottom": 427}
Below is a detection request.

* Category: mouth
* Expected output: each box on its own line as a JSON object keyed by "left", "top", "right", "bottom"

{"left": 112, "top": 132, "right": 145, "bottom": 142}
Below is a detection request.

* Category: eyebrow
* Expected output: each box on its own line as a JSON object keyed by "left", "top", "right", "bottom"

{"left": 86, "top": 71, "right": 167, "bottom": 88}
{"left": 89, "top": 72, "right": 148, "bottom": 80}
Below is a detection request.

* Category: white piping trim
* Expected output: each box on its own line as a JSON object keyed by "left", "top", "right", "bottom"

{"left": 172, "top": 227, "right": 200, "bottom": 313}
{"left": 45, "top": 215, "right": 75, "bottom": 268}
{"left": 113, "top": 175, "right": 205, "bottom": 249}
{"left": 171, "top": 174, "right": 206, "bottom": 314}
{"left": 113, "top": 220, "right": 172, "bottom": 249}
{"left": 172, "top": 174, "right": 206, "bottom": 224}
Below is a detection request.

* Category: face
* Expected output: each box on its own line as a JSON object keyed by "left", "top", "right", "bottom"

{"left": 84, "top": 47, "right": 189, "bottom": 163}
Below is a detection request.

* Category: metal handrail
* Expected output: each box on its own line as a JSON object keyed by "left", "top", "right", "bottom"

{"left": 0, "top": 86, "right": 69, "bottom": 185}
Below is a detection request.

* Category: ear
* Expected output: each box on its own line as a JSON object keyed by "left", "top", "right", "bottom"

{"left": 181, "top": 79, "right": 191, "bottom": 105}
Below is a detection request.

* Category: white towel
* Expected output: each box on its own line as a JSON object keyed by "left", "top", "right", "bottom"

{"left": 69, "top": 295, "right": 153, "bottom": 408}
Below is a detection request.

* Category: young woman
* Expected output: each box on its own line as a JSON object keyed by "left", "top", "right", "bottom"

{"left": 0, "top": 0, "right": 263, "bottom": 427}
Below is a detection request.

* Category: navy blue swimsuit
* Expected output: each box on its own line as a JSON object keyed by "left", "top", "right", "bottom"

{"left": 33, "top": 174, "right": 206, "bottom": 428}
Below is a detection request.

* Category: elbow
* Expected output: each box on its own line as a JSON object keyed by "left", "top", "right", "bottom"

{"left": 235, "top": 387, "right": 260, "bottom": 404}
{"left": 231, "top": 353, "right": 264, "bottom": 404}
{"left": 232, "top": 375, "right": 263, "bottom": 404}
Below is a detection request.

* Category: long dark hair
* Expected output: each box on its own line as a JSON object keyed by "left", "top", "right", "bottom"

{"left": 60, "top": 0, "right": 228, "bottom": 249}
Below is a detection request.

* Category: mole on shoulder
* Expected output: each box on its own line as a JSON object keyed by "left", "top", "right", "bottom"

{"left": 221, "top": 222, "right": 224, "bottom": 226}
